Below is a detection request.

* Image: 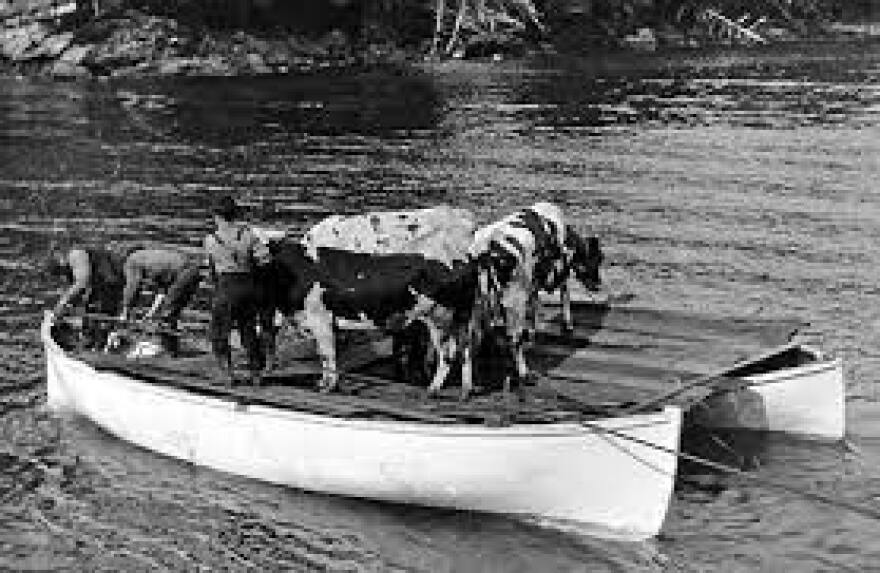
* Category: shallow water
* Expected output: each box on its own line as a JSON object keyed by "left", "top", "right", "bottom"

{"left": 2, "top": 40, "right": 880, "bottom": 570}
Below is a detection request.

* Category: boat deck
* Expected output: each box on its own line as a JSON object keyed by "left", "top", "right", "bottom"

{"left": 65, "top": 299, "right": 811, "bottom": 425}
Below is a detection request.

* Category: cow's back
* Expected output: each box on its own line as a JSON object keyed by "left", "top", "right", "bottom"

{"left": 303, "top": 206, "right": 477, "bottom": 266}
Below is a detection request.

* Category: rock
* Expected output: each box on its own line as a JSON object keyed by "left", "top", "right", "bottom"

{"left": 58, "top": 44, "right": 90, "bottom": 65}
{"left": 263, "top": 44, "right": 290, "bottom": 68}
{"left": 655, "top": 25, "right": 688, "bottom": 47}
{"left": 48, "top": 1, "right": 77, "bottom": 19}
{"left": 22, "top": 30, "right": 72, "bottom": 60}
{"left": 245, "top": 51, "right": 270, "bottom": 74}
{"left": 762, "top": 26, "right": 795, "bottom": 41}
{"left": 43, "top": 31, "right": 74, "bottom": 57}
{"left": 622, "top": 27, "right": 657, "bottom": 51}
{"left": 0, "top": 22, "right": 48, "bottom": 60}
{"left": 156, "top": 56, "right": 193, "bottom": 75}
{"left": 50, "top": 60, "right": 89, "bottom": 78}
{"left": 156, "top": 56, "right": 232, "bottom": 76}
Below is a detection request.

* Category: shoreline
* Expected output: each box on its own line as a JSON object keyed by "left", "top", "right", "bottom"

{"left": 2, "top": 3, "right": 879, "bottom": 80}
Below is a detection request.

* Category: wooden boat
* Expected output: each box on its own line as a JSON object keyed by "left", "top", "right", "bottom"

{"left": 534, "top": 297, "right": 845, "bottom": 441}
{"left": 41, "top": 313, "right": 682, "bottom": 541}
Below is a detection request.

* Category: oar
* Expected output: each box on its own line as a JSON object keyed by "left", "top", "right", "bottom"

{"left": 579, "top": 418, "right": 880, "bottom": 523}
{"left": 620, "top": 342, "right": 801, "bottom": 415}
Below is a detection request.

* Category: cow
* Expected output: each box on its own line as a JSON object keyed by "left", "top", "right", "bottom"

{"left": 470, "top": 202, "right": 604, "bottom": 389}
{"left": 299, "top": 205, "right": 479, "bottom": 388}
{"left": 263, "top": 240, "right": 486, "bottom": 399}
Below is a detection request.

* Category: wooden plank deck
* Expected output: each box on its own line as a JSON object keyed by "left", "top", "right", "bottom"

{"left": 71, "top": 299, "right": 805, "bottom": 425}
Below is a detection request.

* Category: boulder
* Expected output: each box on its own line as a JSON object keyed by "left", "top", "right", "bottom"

{"left": 0, "top": 22, "right": 48, "bottom": 60}
{"left": 156, "top": 56, "right": 232, "bottom": 76}
{"left": 263, "top": 43, "right": 290, "bottom": 68}
{"left": 245, "top": 51, "right": 270, "bottom": 74}
{"left": 50, "top": 60, "right": 89, "bottom": 78}
{"left": 621, "top": 27, "right": 657, "bottom": 51}
{"left": 58, "top": 44, "right": 90, "bottom": 65}
{"left": 20, "top": 30, "right": 72, "bottom": 60}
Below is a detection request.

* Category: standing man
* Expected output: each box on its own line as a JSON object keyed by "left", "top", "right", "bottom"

{"left": 46, "top": 245, "right": 127, "bottom": 350}
{"left": 203, "top": 195, "right": 267, "bottom": 386}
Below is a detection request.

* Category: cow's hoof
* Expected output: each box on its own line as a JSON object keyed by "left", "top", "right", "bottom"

{"left": 217, "top": 369, "right": 235, "bottom": 388}
{"left": 502, "top": 389, "right": 524, "bottom": 405}
{"left": 522, "top": 372, "right": 538, "bottom": 386}
{"left": 484, "top": 412, "right": 511, "bottom": 427}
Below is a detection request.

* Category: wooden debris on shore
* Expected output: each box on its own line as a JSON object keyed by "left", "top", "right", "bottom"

{"left": 431, "top": 0, "right": 545, "bottom": 57}
{"left": 698, "top": 8, "right": 768, "bottom": 45}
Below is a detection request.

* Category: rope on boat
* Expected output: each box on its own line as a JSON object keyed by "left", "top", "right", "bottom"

{"left": 578, "top": 419, "right": 880, "bottom": 523}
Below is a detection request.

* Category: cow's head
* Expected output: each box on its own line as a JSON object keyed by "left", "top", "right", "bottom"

{"left": 565, "top": 228, "right": 603, "bottom": 292}
{"left": 480, "top": 239, "right": 519, "bottom": 290}
{"left": 262, "top": 239, "right": 312, "bottom": 312}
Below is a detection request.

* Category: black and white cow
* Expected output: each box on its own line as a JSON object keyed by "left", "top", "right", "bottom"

{"left": 298, "top": 205, "right": 480, "bottom": 392}
{"left": 470, "top": 202, "right": 603, "bottom": 386}
{"left": 263, "top": 240, "right": 486, "bottom": 398}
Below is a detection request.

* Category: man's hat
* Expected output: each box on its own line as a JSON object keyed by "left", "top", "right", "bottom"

{"left": 43, "top": 249, "right": 69, "bottom": 278}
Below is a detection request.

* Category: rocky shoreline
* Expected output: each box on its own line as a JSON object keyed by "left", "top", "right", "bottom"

{"left": 1, "top": 0, "right": 877, "bottom": 80}
{"left": 1, "top": 1, "right": 410, "bottom": 79}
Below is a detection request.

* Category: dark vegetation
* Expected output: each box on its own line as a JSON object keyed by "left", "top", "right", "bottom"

{"left": 0, "top": 0, "right": 877, "bottom": 78}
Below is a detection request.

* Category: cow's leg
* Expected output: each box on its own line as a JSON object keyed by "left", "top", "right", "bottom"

{"left": 300, "top": 287, "right": 338, "bottom": 392}
{"left": 209, "top": 277, "right": 235, "bottom": 386}
{"left": 457, "top": 306, "right": 484, "bottom": 401}
{"left": 255, "top": 308, "right": 277, "bottom": 373}
{"left": 238, "top": 310, "right": 264, "bottom": 386}
{"left": 560, "top": 281, "right": 574, "bottom": 336}
{"left": 392, "top": 331, "right": 406, "bottom": 382}
{"left": 503, "top": 331, "right": 528, "bottom": 394}
{"left": 425, "top": 323, "right": 454, "bottom": 398}
{"left": 503, "top": 286, "right": 531, "bottom": 389}
{"left": 525, "top": 288, "right": 539, "bottom": 347}
{"left": 459, "top": 338, "right": 473, "bottom": 401}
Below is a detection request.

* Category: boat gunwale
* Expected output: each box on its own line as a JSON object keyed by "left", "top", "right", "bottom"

{"left": 741, "top": 353, "right": 842, "bottom": 389}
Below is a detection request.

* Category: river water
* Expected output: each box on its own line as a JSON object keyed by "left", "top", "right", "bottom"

{"left": 2, "top": 40, "right": 880, "bottom": 571}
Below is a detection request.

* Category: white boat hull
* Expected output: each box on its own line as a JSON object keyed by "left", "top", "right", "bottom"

{"left": 692, "top": 348, "right": 845, "bottom": 440}
{"left": 42, "top": 317, "right": 681, "bottom": 540}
